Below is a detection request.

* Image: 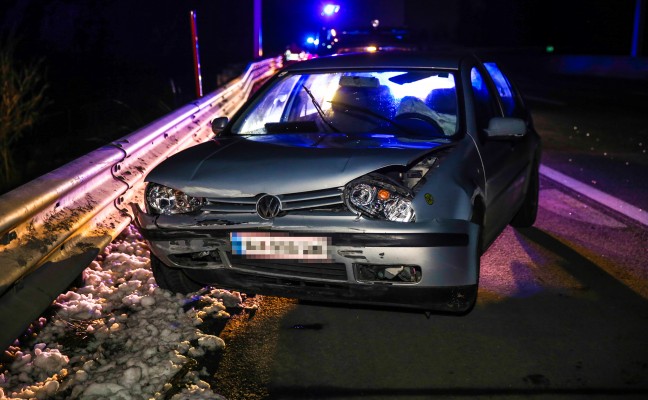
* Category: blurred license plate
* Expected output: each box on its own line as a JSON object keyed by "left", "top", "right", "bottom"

{"left": 230, "top": 232, "right": 330, "bottom": 260}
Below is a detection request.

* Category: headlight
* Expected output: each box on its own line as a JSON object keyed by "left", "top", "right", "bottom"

{"left": 145, "top": 183, "right": 205, "bottom": 215}
{"left": 343, "top": 175, "right": 415, "bottom": 222}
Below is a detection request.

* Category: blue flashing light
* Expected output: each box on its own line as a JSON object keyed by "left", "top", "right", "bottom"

{"left": 307, "top": 37, "right": 315, "bottom": 44}
{"left": 322, "top": 4, "right": 340, "bottom": 16}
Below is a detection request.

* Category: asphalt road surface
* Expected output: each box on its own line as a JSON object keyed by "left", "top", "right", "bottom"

{"left": 512, "top": 66, "right": 648, "bottom": 213}
{"left": 206, "top": 176, "right": 648, "bottom": 400}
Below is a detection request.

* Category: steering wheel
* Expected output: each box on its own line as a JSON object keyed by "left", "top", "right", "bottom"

{"left": 394, "top": 113, "right": 445, "bottom": 136}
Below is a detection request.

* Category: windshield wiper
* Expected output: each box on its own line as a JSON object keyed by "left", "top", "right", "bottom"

{"left": 302, "top": 85, "right": 340, "bottom": 133}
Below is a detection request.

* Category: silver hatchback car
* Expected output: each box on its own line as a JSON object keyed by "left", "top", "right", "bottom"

{"left": 134, "top": 52, "right": 541, "bottom": 313}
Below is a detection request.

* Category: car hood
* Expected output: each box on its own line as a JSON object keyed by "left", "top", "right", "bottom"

{"left": 146, "top": 135, "right": 445, "bottom": 197}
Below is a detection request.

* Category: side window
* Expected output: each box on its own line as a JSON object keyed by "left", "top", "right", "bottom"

{"left": 470, "top": 67, "right": 499, "bottom": 134}
{"left": 484, "top": 62, "right": 520, "bottom": 118}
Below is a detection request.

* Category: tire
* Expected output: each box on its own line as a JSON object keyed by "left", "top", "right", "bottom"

{"left": 510, "top": 159, "right": 539, "bottom": 228}
{"left": 150, "top": 254, "right": 204, "bottom": 294}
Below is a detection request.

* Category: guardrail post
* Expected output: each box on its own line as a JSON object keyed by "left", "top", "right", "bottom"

{"left": 190, "top": 10, "right": 203, "bottom": 98}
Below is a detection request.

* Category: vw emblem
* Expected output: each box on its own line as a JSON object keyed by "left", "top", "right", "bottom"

{"left": 256, "top": 194, "right": 282, "bottom": 219}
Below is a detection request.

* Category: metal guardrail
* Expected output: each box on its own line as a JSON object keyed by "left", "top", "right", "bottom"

{"left": 0, "top": 56, "right": 282, "bottom": 350}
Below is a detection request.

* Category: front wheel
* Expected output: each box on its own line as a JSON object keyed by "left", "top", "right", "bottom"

{"left": 150, "top": 254, "right": 204, "bottom": 294}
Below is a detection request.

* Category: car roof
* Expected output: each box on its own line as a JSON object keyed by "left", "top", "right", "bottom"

{"left": 281, "top": 51, "right": 474, "bottom": 72}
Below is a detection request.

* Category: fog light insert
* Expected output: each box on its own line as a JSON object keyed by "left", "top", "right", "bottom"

{"left": 168, "top": 251, "right": 223, "bottom": 268}
{"left": 355, "top": 264, "right": 422, "bottom": 283}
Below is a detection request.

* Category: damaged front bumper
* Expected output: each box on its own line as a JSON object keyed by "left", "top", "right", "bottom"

{"left": 133, "top": 204, "right": 480, "bottom": 312}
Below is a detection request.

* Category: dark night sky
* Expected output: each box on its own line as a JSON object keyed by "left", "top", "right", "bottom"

{"left": 2, "top": 1, "right": 644, "bottom": 69}
{"left": 1, "top": 1, "right": 643, "bottom": 90}
{"left": 0, "top": 0, "right": 645, "bottom": 191}
{"left": 261, "top": 0, "right": 644, "bottom": 56}
{"left": 1, "top": 0, "right": 644, "bottom": 118}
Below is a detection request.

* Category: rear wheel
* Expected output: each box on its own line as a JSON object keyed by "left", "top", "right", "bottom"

{"left": 510, "top": 159, "right": 539, "bottom": 228}
{"left": 150, "top": 254, "right": 204, "bottom": 294}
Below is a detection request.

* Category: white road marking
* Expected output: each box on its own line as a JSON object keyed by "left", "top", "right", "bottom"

{"left": 540, "top": 164, "right": 648, "bottom": 227}
{"left": 540, "top": 189, "right": 626, "bottom": 228}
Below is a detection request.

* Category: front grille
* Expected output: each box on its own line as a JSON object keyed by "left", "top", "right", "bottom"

{"left": 228, "top": 253, "right": 348, "bottom": 281}
{"left": 203, "top": 187, "right": 344, "bottom": 214}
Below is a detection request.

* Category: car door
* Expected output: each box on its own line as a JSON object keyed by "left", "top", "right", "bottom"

{"left": 468, "top": 63, "right": 530, "bottom": 244}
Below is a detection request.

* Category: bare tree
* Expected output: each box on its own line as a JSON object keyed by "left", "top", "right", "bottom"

{"left": 0, "top": 38, "right": 48, "bottom": 191}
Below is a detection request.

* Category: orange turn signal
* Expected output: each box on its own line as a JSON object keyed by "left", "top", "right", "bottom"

{"left": 377, "top": 189, "right": 391, "bottom": 201}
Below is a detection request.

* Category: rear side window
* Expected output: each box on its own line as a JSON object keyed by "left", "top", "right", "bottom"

{"left": 484, "top": 62, "right": 518, "bottom": 117}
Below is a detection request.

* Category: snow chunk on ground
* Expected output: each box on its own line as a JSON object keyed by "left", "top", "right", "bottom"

{"left": 0, "top": 225, "right": 245, "bottom": 400}
{"left": 82, "top": 382, "right": 129, "bottom": 398}
{"left": 32, "top": 347, "right": 69, "bottom": 374}
{"left": 197, "top": 335, "right": 225, "bottom": 351}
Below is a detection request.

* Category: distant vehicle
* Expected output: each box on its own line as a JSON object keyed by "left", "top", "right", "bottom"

{"left": 317, "top": 22, "right": 422, "bottom": 55}
{"left": 281, "top": 42, "right": 315, "bottom": 67}
{"left": 135, "top": 51, "right": 541, "bottom": 314}
{"left": 282, "top": 49, "right": 314, "bottom": 67}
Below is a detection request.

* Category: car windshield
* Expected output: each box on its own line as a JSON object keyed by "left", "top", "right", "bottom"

{"left": 231, "top": 69, "right": 459, "bottom": 141}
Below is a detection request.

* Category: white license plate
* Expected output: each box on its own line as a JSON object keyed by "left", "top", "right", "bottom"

{"left": 230, "top": 232, "right": 330, "bottom": 260}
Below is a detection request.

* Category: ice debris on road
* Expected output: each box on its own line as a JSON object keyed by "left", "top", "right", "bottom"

{"left": 0, "top": 225, "right": 252, "bottom": 399}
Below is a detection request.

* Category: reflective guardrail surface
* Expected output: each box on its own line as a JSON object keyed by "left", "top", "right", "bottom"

{"left": 0, "top": 56, "right": 282, "bottom": 350}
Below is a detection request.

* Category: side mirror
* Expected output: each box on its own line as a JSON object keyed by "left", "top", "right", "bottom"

{"left": 211, "top": 116, "right": 229, "bottom": 135}
{"left": 485, "top": 117, "right": 526, "bottom": 139}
